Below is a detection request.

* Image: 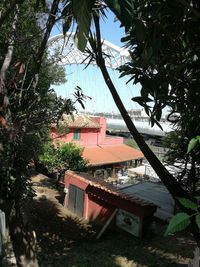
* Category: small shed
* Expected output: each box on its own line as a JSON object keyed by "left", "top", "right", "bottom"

{"left": 120, "top": 182, "right": 175, "bottom": 221}
{"left": 64, "top": 171, "right": 157, "bottom": 237}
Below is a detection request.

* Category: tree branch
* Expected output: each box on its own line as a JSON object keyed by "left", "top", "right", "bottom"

{"left": 0, "top": 0, "right": 24, "bottom": 28}
{"left": 32, "top": 0, "right": 60, "bottom": 90}
{"left": 178, "top": 0, "right": 200, "bottom": 19}
{"left": 34, "top": 0, "right": 60, "bottom": 75}
{"left": 0, "top": 4, "right": 19, "bottom": 94}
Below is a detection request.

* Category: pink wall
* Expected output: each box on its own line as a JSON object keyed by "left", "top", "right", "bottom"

{"left": 51, "top": 116, "right": 123, "bottom": 146}
{"left": 51, "top": 128, "right": 100, "bottom": 146}
{"left": 64, "top": 172, "right": 156, "bottom": 222}
{"left": 64, "top": 173, "right": 114, "bottom": 223}
{"left": 103, "top": 136, "right": 123, "bottom": 145}
{"left": 86, "top": 194, "right": 115, "bottom": 223}
{"left": 92, "top": 117, "right": 106, "bottom": 144}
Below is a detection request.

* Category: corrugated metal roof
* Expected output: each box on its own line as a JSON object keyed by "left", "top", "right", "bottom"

{"left": 66, "top": 171, "right": 155, "bottom": 208}
{"left": 83, "top": 144, "right": 144, "bottom": 166}
{"left": 121, "top": 182, "right": 175, "bottom": 221}
{"left": 62, "top": 114, "right": 100, "bottom": 129}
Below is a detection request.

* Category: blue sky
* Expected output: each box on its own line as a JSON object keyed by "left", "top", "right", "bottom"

{"left": 51, "top": 11, "right": 141, "bottom": 114}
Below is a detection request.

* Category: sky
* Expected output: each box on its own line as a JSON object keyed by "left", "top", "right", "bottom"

{"left": 50, "top": 11, "right": 141, "bottom": 114}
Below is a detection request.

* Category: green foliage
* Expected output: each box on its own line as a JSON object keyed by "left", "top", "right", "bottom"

{"left": 107, "top": 0, "right": 200, "bottom": 133}
{"left": 104, "top": 0, "right": 134, "bottom": 32}
{"left": 73, "top": 0, "right": 95, "bottom": 51}
{"left": 38, "top": 142, "right": 58, "bottom": 173}
{"left": 196, "top": 214, "right": 200, "bottom": 229}
{"left": 165, "top": 212, "right": 191, "bottom": 236}
{"left": 165, "top": 197, "right": 200, "bottom": 236}
{"left": 164, "top": 135, "right": 200, "bottom": 237}
{"left": 124, "top": 138, "right": 138, "bottom": 149}
{"left": 56, "top": 123, "right": 69, "bottom": 135}
{"left": 0, "top": 0, "right": 75, "bottom": 206}
{"left": 177, "top": 198, "right": 197, "bottom": 212}
{"left": 39, "top": 142, "right": 89, "bottom": 173}
{"left": 107, "top": 0, "right": 200, "bottom": 195}
{"left": 187, "top": 136, "right": 200, "bottom": 153}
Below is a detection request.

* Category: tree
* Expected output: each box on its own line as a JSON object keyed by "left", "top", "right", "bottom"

{"left": 67, "top": 0, "right": 200, "bottom": 244}
{"left": 0, "top": 1, "right": 76, "bottom": 266}
{"left": 106, "top": 0, "right": 200, "bottom": 192}
{"left": 1, "top": 0, "right": 200, "bottom": 264}
{"left": 38, "top": 141, "right": 89, "bottom": 178}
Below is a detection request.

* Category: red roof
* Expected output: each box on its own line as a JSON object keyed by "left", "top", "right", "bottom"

{"left": 66, "top": 171, "right": 155, "bottom": 208}
{"left": 62, "top": 114, "right": 100, "bottom": 129}
{"left": 83, "top": 144, "right": 144, "bottom": 166}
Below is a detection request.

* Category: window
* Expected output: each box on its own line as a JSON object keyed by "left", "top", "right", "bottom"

{"left": 73, "top": 129, "right": 80, "bottom": 140}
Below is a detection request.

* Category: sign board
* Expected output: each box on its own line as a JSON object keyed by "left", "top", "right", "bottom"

{"left": 116, "top": 209, "right": 142, "bottom": 237}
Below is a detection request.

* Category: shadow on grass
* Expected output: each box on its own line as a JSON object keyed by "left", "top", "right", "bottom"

{"left": 23, "top": 195, "right": 194, "bottom": 267}
{"left": 144, "top": 222, "right": 195, "bottom": 260}
{"left": 24, "top": 175, "right": 194, "bottom": 267}
{"left": 24, "top": 196, "right": 94, "bottom": 266}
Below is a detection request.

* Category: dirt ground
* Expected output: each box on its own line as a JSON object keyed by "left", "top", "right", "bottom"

{"left": 22, "top": 174, "right": 195, "bottom": 267}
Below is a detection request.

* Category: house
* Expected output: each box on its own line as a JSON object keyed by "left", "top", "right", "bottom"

{"left": 51, "top": 114, "right": 144, "bottom": 179}
{"left": 64, "top": 171, "right": 157, "bottom": 237}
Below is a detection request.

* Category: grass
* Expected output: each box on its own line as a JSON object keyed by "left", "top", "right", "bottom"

{"left": 19, "top": 174, "right": 195, "bottom": 267}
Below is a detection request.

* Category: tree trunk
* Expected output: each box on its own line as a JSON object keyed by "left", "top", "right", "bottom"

{"left": 33, "top": 0, "right": 60, "bottom": 90}
{"left": 92, "top": 14, "right": 200, "bottom": 245}
{"left": 92, "top": 15, "right": 187, "bottom": 200}
{"left": 8, "top": 203, "right": 39, "bottom": 267}
{"left": 0, "top": 4, "right": 19, "bottom": 94}
{"left": 0, "top": 198, "right": 38, "bottom": 267}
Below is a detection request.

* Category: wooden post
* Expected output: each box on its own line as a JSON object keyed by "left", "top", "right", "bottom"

{"left": 96, "top": 209, "right": 118, "bottom": 240}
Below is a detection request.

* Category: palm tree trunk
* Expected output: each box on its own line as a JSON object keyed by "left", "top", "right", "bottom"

{"left": 93, "top": 15, "right": 187, "bottom": 199}
{"left": 92, "top": 14, "right": 200, "bottom": 245}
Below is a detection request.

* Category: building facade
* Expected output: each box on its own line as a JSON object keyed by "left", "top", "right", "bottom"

{"left": 64, "top": 171, "right": 156, "bottom": 237}
{"left": 51, "top": 114, "right": 144, "bottom": 179}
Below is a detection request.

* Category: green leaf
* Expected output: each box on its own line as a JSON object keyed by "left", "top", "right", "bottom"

{"left": 151, "top": 117, "right": 163, "bottom": 130}
{"left": 132, "top": 96, "right": 152, "bottom": 103}
{"left": 34, "top": 0, "right": 46, "bottom": 10}
{"left": 187, "top": 138, "right": 198, "bottom": 153}
{"left": 165, "top": 212, "right": 191, "bottom": 236}
{"left": 121, "top": 35, "right": 131, "bottom": 43}
{"left": 177, "top": 197, "right": 198, "bottom": 211}
{"left": 182, "top": 39, "right": 187, "bottom": 49}
{"left": 135, "top": 19, "right": 146, "bottom": 42}
{"left": 195, "top": 214, "right": 200, "bottom": 228}
{"left": 105, "top": 0, "right": 121, "bottom": 15}
{"left": 156, "top": 108, "right": 162, "bottom": 121}
{"left": 105, "top": 0, "right": 133, "bottom": 31}
{"left": 73, "top": 0, "right": 95, "bottom": 52}
{"left": 63, "top": 17, "right": 72, "bottom": 36}
{"left": 196, "top": 214, "right": 200, "bottom": 228}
